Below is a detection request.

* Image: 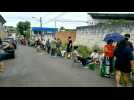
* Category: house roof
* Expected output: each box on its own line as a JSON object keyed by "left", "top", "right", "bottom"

{"left": 0, "top": 15, "right": 6, "bottom": 24}
{"left": 32, "top": 27, "right": 58, "bottom": 33}
{"left": 88, "top": 13, "right": 134, "bottom": 20}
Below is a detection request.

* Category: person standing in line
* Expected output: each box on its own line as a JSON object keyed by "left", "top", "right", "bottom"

{"left": 66, "top": 36, "right": 73, "bottom": 59}
{"left": 41, "top": 39, "right": 46, "bottom": 51}
{"left": 46, "top": 39, "right": 51, "bottom": 54}
{"left": 103, "top": 39, "right": 115, "bottom": 77}
{"left": 51, "top": 38, "right": 57, "bottom": 56}
{"left": 116, "top": 34, "right": 134, "bottom": 51}
{"left": 56, "top": 38, "right": 62, "bottom": 57}
{"left": 114, "top": 39, "right": 134, "bottom": 87}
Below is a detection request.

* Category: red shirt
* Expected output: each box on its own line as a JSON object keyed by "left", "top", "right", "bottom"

{"left": 104, "top": 44, "right": 114, "bottom": 57}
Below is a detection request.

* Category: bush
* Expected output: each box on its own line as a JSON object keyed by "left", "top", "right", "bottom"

{"left": 92, "top": 44, "right": 101, "bottom": 51}
{"left": 61, "top": 42, "right": 67, "bottom": 50}
{"left": 77, "top": 45, "right": 92, "bottom": 58}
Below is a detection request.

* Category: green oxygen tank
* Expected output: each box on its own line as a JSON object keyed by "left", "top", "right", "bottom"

{"left": 100, "top": 57, "right": 110, "bottom": 77}
{"left": 105, "top": 57, "right": 110, "bottom": 75}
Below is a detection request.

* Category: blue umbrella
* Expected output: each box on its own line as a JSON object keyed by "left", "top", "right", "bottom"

{"left": 104, "top": 33, "right": 124, "bottom": 42}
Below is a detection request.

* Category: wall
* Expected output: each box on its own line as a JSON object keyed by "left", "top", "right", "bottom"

{"left": 55, "top": 31, "right": 76, "bottom": 43}
{"left": 74, "top": 22, "right": 134, "bottom": 48}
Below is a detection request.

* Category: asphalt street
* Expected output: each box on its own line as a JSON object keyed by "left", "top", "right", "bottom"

{"left": 0, "top": 46, "right": 116, "bottom": 87}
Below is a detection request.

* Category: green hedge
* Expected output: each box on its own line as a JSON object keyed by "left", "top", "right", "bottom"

{"left": 61, "top": 43, "right": 102, "bottom": 58}
{"left": 61, "top": 42, "right": 67, "bottom": 50}
{"left": 76, "top": 45, "right": 92, "bottom": 58}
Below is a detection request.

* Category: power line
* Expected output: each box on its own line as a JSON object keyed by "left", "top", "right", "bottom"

{"left": 55, "top": 19, "right": 89, "bottom": 23}
{"left": 44, "top": 12, "right": 67, "bottom": 24}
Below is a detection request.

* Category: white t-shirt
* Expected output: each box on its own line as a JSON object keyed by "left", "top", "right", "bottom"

{"left": 90, "top": 52, "right": 99, "bottom": 59}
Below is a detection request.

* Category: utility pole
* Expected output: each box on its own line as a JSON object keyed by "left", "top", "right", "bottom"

{"left": 32, "top": 17, "right": 43, "bottom": 39}
{"left": 40, "top": 17, "right": 43, "bottom": 38}
{"left": 40, "top": 17, "right": 43, "bottom": 28}
{"left": 54, "top": 20, "right": 57, "bottom": 38}
{"left": 55, "top": 20, "right": 56, "bottom": 29}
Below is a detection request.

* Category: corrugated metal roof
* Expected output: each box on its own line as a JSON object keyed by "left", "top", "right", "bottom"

{"left": 32, "top": 27, "right": 58, "bottom": 32}
{"left": 88, "top": 13, "right": 134, "bottom": 20}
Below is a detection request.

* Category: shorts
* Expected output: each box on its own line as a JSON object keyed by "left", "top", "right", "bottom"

{"left": 115, "top": 61, "right": 131, "bottom": 73}
{"left": 67, "top": 48, "right": 72, "bottom": 52}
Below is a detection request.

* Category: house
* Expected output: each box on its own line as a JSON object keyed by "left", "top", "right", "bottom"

{"left": 0, "top": 15, "right": 6, "bottom": 39}
{"left": 74, "top": 13, "right": 134, "bottom": 48}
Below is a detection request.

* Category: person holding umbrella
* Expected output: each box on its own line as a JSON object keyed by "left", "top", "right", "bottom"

{"left": 103, "top": 33, "right": 125, "bottom": 77}
{"left": 114, "top": 39, "right": 133, "bottom": 87}
{"left": 116, "top": 34, "right": 133, "bottom": 51}
{"left": 114, "top": 33, "right": 134, "bottom": 87}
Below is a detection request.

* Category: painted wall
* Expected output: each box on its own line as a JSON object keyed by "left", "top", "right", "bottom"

{"left": 74, "top": 22, "right": 134, "bottom": 48}
{"left": 55, "top": 31, "right": 76, "bottom": 43}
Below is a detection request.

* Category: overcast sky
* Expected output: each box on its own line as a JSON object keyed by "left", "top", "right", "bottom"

{"left": 1, "top": 12, "right": 134, "bottom": 29}
{"left": 0, "top": 12, "right": 91, "bottom": 29}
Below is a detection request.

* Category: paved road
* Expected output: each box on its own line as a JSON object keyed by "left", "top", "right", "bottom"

{"left": 0, "top": 46, "right": 116, "bottom": 87}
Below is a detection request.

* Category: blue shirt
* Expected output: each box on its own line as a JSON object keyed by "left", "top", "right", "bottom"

{"left": 114, "top": 46, "right": 133, "bottom": 66}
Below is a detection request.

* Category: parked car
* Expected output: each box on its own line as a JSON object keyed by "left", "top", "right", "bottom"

{"left": 0, "top": 41, "right": 15, "bottom": 60}
{"left": 4, "top": 38, "right": 17, "bottom": 49}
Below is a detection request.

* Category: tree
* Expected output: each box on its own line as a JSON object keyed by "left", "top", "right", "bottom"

{"left": 6, "top": 26, "right": 17, "bottom": 33}
{"left": 60, "top": 26, "right": 65, "bottom": 31}
{"left": 16, "top": 21, "right": 31, "bottom": 39}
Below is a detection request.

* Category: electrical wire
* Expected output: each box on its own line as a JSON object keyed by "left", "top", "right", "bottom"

{"left": 44, "top": 12, "right": 67, "bottom": 24}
